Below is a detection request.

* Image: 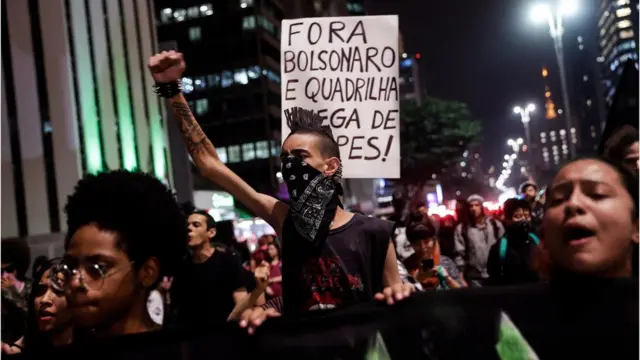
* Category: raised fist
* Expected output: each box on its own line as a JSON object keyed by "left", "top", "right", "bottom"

{"left": 148, "top": 50, "right": 185, "bottom": 83}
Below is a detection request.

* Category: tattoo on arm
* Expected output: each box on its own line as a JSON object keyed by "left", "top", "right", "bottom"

{"left": 170, "top": 102, "right": 213, "bottom": 157}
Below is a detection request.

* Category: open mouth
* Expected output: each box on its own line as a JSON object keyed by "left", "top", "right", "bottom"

{"left": 38, "top": 309, "right": 55, "bottom": 319}
{"left": 563, "top": 225, "right": 596, "bottom": 244}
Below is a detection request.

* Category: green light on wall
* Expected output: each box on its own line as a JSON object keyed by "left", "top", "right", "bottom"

{"left": 151, "top": 116, "right": 166, "bottom": 180}
{"left": 113, "top": 57, "right": 137, "bottom": 171}
{"left": 70, "top": 0, "right": 103, "bottom": 174}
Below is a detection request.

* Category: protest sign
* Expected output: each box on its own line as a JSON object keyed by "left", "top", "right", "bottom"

{"left": 281, "top": 16, "right": 400, "bottom": 179}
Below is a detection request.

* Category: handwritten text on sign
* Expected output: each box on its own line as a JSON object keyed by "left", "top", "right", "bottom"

{"left": 281, "top": 16, "right": 400, "bottom": 179}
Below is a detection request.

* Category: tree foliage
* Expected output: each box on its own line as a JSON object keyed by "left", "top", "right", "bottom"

{"left": 400, "top": 96, "right": 482, "bottom": 187}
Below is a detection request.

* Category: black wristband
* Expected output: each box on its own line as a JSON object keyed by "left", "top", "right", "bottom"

{"left": 153, "top": 81, "right": 182, "bottom": 98}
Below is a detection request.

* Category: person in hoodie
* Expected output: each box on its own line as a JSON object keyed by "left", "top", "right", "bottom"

{"left": 487, "top": 198, "right": 540, "bottom": 286}
{"left": 453, "top": 194, "right": 505, "bottom": 288}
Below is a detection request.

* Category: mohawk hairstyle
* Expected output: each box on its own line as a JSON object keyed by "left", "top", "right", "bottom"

{"left": 64, "top": 170, "right": 188, "bottom": 282}
{"left": 284, "top": 107, "right": 341, "bottom": 159}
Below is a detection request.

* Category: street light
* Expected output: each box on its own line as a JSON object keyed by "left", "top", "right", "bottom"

{"left": 513, "top": 103, "right": 535, "bottom": 147}
{"left": 530, "top": 1, "right": 577, "bottom": 158}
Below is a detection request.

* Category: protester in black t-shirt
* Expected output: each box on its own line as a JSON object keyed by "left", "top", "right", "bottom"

{"left": 60, "top": 171, "right": 187, "bottom": 339}
{"left": 169, "top": 211, "right": 267, "bottom": 329}
{"left": 148, "top": 51, "right": 414, "bottom": 334}
{"left": 487, "top": 198, "right": 540, "bottom": 286}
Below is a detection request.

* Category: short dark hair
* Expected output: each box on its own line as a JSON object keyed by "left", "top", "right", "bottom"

{"left": 503, "top": 198, "right": 531, "bottom": 220}
{"left": 1, "top": 237, "right": 31, "bottom": 280}
{"left": 406, "top": 219, "right": 437, "bottom": 244}
{"left": 64, "top": 170, "right": 187, "bottom": 279}
{"left": 190, "top": 210, "right": 216, "bottom": 230}
{"left": 284, "top": 107, "right": 341, "bottom": 159}
{"left": 604, "top": 125, "right": 638, "bottom": 162}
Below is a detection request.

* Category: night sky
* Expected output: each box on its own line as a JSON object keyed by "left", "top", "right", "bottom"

{"left": 367, "top": 0, "right": 598, "bottom": 171}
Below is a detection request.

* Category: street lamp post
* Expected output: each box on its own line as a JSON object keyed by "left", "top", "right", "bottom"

{"left": 531, "top": 1, "right": 577, "bottom": 158}
{"left": 513, "top": 103, "right": 535, "bottom": 148}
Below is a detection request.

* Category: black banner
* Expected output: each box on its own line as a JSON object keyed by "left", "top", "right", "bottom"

{"left": 18, "top": 279, "right": 639, "bottom": 360}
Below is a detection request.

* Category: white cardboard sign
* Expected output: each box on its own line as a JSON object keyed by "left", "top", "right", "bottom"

{"left": 280, "top": 15, "right": 400, "bottom": 179}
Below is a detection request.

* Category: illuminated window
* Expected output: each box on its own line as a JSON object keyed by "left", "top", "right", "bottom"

{"left": 242, "top": 143, "right": 256, "bottom": 161}
{"left": 221, "top": 71, "right": 233, "bottom": 88}
{"left": 217, "top": 147, "right": 228, "bottom": 163}
{"left": 242, "top": 16, "right": 256, "bottom": 30}
{"left": 583, "top": 75, "right": 589, "bottom": 82}
{"left": 228, "top": 145, "right": 241, "bottom": 163}
{"left": 189, "top": 26, "right": 201, "bottom": 42}
{"left": 616, "top": 7, "right": 632, "bottom": 18}
{"left": 200, "top": 4, "right": 214, "bottom": 16}
{"left": 247, "top": 66, "right": 261, "bottom": 79}
{"left": 240, "top": 0, "right": 254, "bottom": 8}
{"left": 617, "top": 0, "right": 630, "bottom": 5}
{"left": 187, "top": 6, "right": 199, "bottom": 18}
{"left": 174, "top": 9, "right": 186, "bottom": 22}
{"left": 234, "top": 69, "right": 249, "bottom": 85}
{"left": 620, "top": 29, "right": 635, "bottom": 39}
{"left": 207, "top": 74, "right": 221, "bottom": 88}
{"left": 257, "top": 16, "right": 276, "bottom": 35}
{"left": 617, "top": 40, "right": 637, "bottom": 52}
{"left": 270, "top": 140, "right": 279, "bottom": 156}
{"left": 255, "top": 141, "right": 269, "bottom": 159}
{"left": 182, "top": 77, "right": 194, "bottom": 93}
{"left": 570, "top": 128, "right": 576, "bottom": 133}
{"left": 617, "top": 19, "right": 633, "bottom": 29}
{"left": 550, "top": 131, "right": 556, "bottom": 142}
{"left": 586, "top": 99, "right": 592, "bottom": 107}
{"left": 194, "top": 76, "right": 207, "bottom": 90}
{"left": 264, "top": 69, "right": 281, "bottom": 84}
{"left": 347, "top": 2, "right": 365, "bottom": 13}
{"left": 161, "top": 8, "right": 173, "bottom": 23}
{"left": 195, "top": 99, "right": 209, "bottom": 115}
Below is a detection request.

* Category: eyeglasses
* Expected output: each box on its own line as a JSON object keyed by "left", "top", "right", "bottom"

{"left": 54, "top": 258, "right": 135, "bottom": 291}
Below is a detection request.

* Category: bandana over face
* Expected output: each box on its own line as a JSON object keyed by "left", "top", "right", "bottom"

{"left": 282, "top": 155, "right": 342, "bottom": 246}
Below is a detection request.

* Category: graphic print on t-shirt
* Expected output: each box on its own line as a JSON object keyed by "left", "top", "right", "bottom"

{"left": 300, "top": 256, "right": 364, "bottom": 311}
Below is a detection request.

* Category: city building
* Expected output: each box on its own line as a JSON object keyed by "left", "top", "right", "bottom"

{"left": 597, "top": 0, "right": 639, "bottom": 104}
{"left": 571, "top": 35, "right": 606, "bottom": 154}
{"left": 399, "top": 53, "right": 422, "bottom": 106}
{"left": 534, "top": 67, "right": 575, "bottom": 184}
{"left": 154, "top": 1, "right": 284, "bottom": 202}
{"left": 2, "top": 0, "right": 169, "bottom": 258}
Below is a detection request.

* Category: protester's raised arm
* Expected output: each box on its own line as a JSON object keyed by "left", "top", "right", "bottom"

{"left": 148, "top": 51, "right": 287, "bottom": 232}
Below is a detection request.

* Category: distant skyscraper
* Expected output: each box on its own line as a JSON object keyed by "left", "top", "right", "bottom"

{"left": 154, "top": 0, "right": 283, "bottom": 197}
{"left": 541, "top": 67, "right": 558, "bottom": 120}
{"left": 2, "top": 0, "right": 168, "bottom": 239}
{"left": 535, "top": 67, "right": 574, "bottom": 173}
{"left": 597, "top": 0, "right": 639, "bottom": 104}
{"left": 399, "top": 54, "right": 422, "bottom": 106}
{"left": 572, "top": 35, "right": 606, "bottom": 154}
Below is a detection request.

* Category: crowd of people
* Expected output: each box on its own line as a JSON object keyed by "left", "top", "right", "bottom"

{"left": 0, "top": 50, "right": 637, "bottom": 358}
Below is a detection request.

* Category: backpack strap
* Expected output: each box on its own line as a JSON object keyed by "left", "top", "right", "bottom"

{"left": 498, "top": 236, "right": 508, "bottom": 262}
{"left": 528, "top": 233, "right": 540, "bottom": 246}
{"left": 490, "top": 218, "right": 501, "bottom": 238}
